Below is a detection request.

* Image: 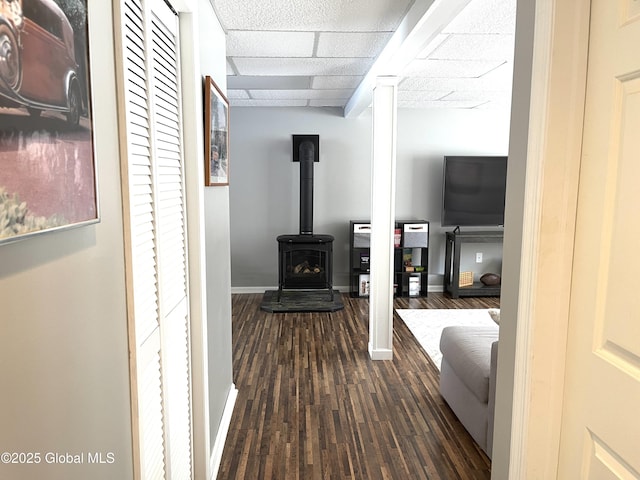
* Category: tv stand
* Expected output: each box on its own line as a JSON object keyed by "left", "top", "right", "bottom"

{"left": 444, "top": 229, "right": 503, "bottom": 298}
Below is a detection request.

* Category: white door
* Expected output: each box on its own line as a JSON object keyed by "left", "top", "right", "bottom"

{"left": 116, "top": 0, "right": 192, "bottom": 478}
{"left": 558, "top": 0, "right": 640, "bottom": 477}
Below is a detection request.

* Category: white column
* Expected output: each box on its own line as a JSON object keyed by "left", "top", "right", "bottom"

{"left": 368, "top": 76, "right": 398, "bottom": 361}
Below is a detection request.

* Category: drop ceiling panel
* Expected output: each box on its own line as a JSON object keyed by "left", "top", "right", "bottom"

{"left": 213, "top": 0, "right": 414, "bottom": 32}
{"left": 403, "top": 59, "right": 505, "bottom": 78}
{"left": 417, "top": 34, "right": 450, "bottom": 59}
{"left": 399, "top": 99, "right": 488, "bottom": 109}
{"left": 227, "top": 75, "right": 312, "bottom": 89}
{"left": 250, "top": 89, "right": 352, "bottom": 100}
{"left": 311, "top": 76, "right": 364, "bottom": 89}
{"left": 431, "top": 34, "right": 514, "bottom": 60}
{"left": 400, "top": 75, "right": 511, "bottom": 93}
{"left": 473, "top": 96, "right": 512, "bottom": 109}
{"left": 229, "top": 99, "right": 309, "bottom": 107}
{"left": 234, "top": 57, "right": 374, "bottom": 76}
{"left": 316, "top": 32, "right": 393, "bottom": 58}
{"left": 478, "top": 62, "right": 514, "bottom": 86}
{"left": 227, "top": 31, "right": 315, "bottom": 57}
{"left": 442, "top": 90, "right": 510, "bottom": 103}
{"left": 226, "top": 90, "right": 250, "bottom": 99}
{"left": 213, "top": 0, "right": 516, "bottom": 110}
{"left": 444, "top": 0, "right": 516, "bottom": 34}
{"left": 398, "top": 90, "right": 453, "bottom": 102}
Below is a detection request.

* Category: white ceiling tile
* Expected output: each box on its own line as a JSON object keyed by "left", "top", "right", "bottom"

{"left": 317, "top": 32, "right": 393, "bottom": 58}
{"left": 443, "top": 0, "right": 516, "bottom": 34}
{"left": 430, "top": 34, "right": 514, "bottom": 61}
{"left": 417, "top": 34, "right": 449, "bottom": 59}
{"left": 227, "top": 31, "right": 315, "bottom": 57}
{"left": 398, "top": 99, "right": 488, "bottom": 109}
{"left": 478, "top": 61, "right": 513, "bottom": 87}
{"left": 399, "top": 77, "right": 449, "bottom": 91}
{"left": 227, "top": 90, "right": 250, "bottom": 99}
{"left": 228, "top": 76, "right": 311, "bottom": 89}
{"left": 474, "top": 98, "right": 512, "bottom": 110}
{"left": 402, "top": 59, "right": 505, "bottom": 78}
{"left": 214, "top": 0, "right": 413, "bottom": 32}
{"left": 230, "top": 99, "right": 309, "bottom": 107}
{"left": 442, "top": 90, "right": 510, "bottom": 102}
{"left": 312, "top": 76, "right": 363, "bottom": 89}
{"left": 400, "top": 72, "right": 511, "bottom": 93}
{"left": 214, "top": 0, "right": 516, "bottom": 110}
{"left": 249, "top": 89, "right": 352, "bottom": 100}
{"left": 233, "top": 57, "right": 374, "bottom": 76}
{"left": 397, "top": 90, "right": 453, "bottom": 102}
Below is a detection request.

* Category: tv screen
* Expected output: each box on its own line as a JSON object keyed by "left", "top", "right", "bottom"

{"left": 441, "top": 156, "right": 508, "bottom": 227}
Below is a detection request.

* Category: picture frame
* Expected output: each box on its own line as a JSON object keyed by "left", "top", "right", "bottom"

{"left": 204, "top": 76, "right": 229, "bottom": 186}
{"left": 0, "top": 0, "right": 98, "bottom": 246}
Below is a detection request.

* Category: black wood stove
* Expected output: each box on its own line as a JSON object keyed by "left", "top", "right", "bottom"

{"left": 276, "top": 136, "right": 334, "bottom": 302}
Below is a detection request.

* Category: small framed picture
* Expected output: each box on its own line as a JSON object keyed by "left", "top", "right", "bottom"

{"left": 204, "top": 76, "right": 229, "bottom": 186}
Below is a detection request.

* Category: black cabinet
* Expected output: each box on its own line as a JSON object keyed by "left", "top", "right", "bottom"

{"left": 349, "top": 220, "right": 429, "bottom": 298}
{"left": 443, "top": 229, "right": 503, "bottom": 298}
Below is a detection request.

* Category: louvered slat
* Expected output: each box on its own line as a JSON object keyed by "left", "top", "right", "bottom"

{"left": 138, "top": 330, "right": 165, "bottom": 480}
{"left": 120, "top": 0, "right": 192, "bottom": 478}
{"left": 150, "top": 7, "right": 191, "bottom": 479}
{"left": 121, "top": 0, "right": 166, "bottom": 478}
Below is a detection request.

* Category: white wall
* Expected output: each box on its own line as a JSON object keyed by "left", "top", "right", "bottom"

{"left": 197, "top": 0, "right": 235, "bottom": 459}
{"left": 492, "top": 0, "right": 537, "bottom": 477}
{"left": 0, "top": 3, "right": 133, "bottom": 479}
{"left": 229, "top": 106, "right": 510, "bottom": 290}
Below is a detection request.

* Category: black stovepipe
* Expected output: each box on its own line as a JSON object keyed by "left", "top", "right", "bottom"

{"left": 299, "top": 140, "right": 314, "bottom": 235}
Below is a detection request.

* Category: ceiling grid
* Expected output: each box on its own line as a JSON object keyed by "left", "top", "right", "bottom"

{"left": 213, "top": 0, "right": 515, "bottom": 112}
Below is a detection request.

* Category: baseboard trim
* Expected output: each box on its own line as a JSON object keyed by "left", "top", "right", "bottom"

{"left": 209, "top": 384, "right": 238, "bottom": 480}
{"left": 368, "top": 344, "right": 393, "bottom": 360}
{"left": 232, "top": 284, "right": 444, "bottom": 294}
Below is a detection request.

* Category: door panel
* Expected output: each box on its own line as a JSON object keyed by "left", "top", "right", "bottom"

{"left": 117, "top": 0, "right": 192, "bottom": 478}
{"left": 558, "top": 0, "right": 640, "bottom": 477}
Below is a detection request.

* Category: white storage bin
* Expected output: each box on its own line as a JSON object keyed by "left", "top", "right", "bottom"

{"left": 359, "top": 274, "right": 370, "bottom": 296}
{"left": 353, "top": 223, "right": 371, "bottom": 248}
{"left": 409, "top": 275, "right": 421, "bottom": 297}
{"left": 403, "top": 223, "right": 429, "bottom": 248}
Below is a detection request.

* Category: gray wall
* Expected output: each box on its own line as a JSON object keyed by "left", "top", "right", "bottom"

{"left": 0, "top": 3, "right": 235, "bottom": 479}
{"left": 229, "top": 106, "right": 510, "bottom": 290}
{"left": 0, "top": 3, "right": 133, "bottom": 479}
{"left": 198, "top": 0, "right": 235, "bottom": 455}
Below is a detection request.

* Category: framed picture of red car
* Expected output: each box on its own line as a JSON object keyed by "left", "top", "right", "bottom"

{"left": 0, "top": 0, "right": 97, "bottom": 245}
{"left": 204, "top": 76, "right": 229, "bottom": 186}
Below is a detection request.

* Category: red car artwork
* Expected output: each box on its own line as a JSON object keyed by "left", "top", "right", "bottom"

{"left": 0, "top": 0, "right": 82, "bottom": 126}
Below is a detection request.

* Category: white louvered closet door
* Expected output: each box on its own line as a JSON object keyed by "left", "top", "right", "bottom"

{"left": 117, "top": 0, "right": 192, "bottom": 478}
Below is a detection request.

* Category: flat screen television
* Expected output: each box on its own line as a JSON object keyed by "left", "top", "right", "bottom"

{"left": 441, "top": 156, "right": 508, "bottom": 227}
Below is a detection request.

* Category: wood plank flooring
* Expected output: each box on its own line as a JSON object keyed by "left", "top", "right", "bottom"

{"left": 217, "top": 292, "right": 500, "bottom": 480}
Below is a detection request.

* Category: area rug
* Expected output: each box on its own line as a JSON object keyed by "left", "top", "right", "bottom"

{"left": 395, "top": 309, "right": 497, "bottom": 370}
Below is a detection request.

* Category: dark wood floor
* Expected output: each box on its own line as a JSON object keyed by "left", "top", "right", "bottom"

{"left": 217, "top": 292, "right": 500, "bottom": 480}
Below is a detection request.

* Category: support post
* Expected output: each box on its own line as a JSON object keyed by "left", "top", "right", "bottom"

{"left": 368, "top": 77, "right": 398, "bottom": 360}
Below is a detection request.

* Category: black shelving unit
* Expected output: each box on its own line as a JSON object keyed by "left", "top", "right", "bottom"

{"left": 349, "top": 220, "right": 429, "bottom": 298}
{"left": 443, "top": 229, "right": 503, "bottom": 298}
